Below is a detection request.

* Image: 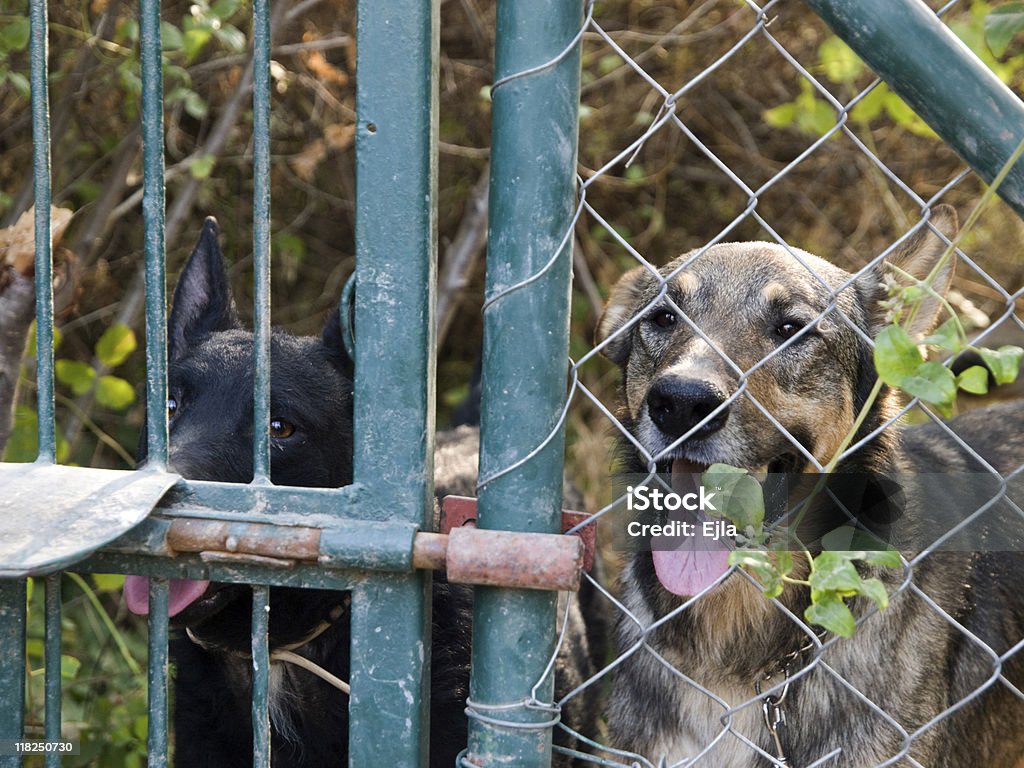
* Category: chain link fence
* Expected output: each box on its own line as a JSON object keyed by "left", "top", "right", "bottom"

{"left": 494, "top": 1, "right": 1024, "bottom": 766}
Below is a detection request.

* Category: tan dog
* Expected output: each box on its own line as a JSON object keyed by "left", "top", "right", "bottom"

{"left": 596, "top": 206, "right": 1024, "bottom": 766}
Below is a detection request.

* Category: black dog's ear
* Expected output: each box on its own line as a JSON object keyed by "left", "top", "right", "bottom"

{"left": 322, "top": 304, "right": 355, "bottom": 380}
{"left": 595, "top": 266, "right": 655, "bottom": 366}
{"left": 169, "top": 217, "right": 239, "bottom": 362}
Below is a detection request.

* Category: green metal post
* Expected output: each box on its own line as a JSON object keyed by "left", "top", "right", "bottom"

{"left": 43, "top": 575, "right": 61, "bottom": 768}
{"left": 30, "top": 0, "right": 54, "bottom": 463}
{"left": 140, "top": 0, "right": 168, "bottom": 468}
{"left": 466, "top": 1, "right": 583, "bottom": 765}
{"left": 806, "top": 0, "right": 1024, "bottom": 218}
{"left": 251, "top": 0, "right": 272, "bottom": 483}
{"left": 250, "top": 586, "right": 270, "bottom": 768}
{"left": 349, "top": 0, "right": 439, "bottom": 765}
{"left": 146, "top": 579, "right": 169, "bottom": 768}
{"left": 0, "top": 580, "right": 26, "bottom": 768}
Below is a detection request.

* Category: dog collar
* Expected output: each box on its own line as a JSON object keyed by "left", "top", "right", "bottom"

{"left": 185, "top": 603, "right": 350, "bottom": 695}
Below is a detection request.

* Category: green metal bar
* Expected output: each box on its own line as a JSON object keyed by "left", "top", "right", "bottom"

{"left": 250, "top": 585, "right": 270, "bottom": 768}
{"left": 146, "top": 578, "right": 169, "bottom": 768}
{"left": 350, "top": 0, "right": 439, "bottom": 763}
{"left": 251, "top": 0, "right": 272, "bottom": 482}
{"left": 466, "top": 0, "right": 583, "bottom": 764}
{"left": 140, "top": 0, "right": 168, "bottom": 468}
{"left": 43, "top": 574, "right": 61, "bottom": 768}
{"left": 806, "top": 0, "right": 1024, "bottom": 218}
{"left": 0, "top": 580, "right": 27, "bottom": 768}
{"left": 30, "top": 0, "right": 54, "bottom": 464}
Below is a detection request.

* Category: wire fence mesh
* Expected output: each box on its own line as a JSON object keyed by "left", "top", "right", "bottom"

{"left": 472, "top": 0, "right": 1024, "bottom": 766}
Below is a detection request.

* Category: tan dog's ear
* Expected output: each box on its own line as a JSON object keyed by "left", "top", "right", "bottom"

{"left": 595, "top": 266, "right": 654, "bottom": 365}
{"left": 873, "top": 204, "right": 958, "bottom": 338}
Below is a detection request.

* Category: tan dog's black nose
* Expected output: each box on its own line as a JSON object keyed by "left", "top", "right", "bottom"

{"left": 646, "top": 377, "right": 729, "bottom": 439}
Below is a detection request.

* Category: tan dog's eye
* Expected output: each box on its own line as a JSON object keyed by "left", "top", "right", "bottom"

{"left": 650, "top": 310, "right": 677, "bottom": 329}
{"left": 774, "top": 321, "right": 804, "bottom": 340}
{"left": 270, "top": 418, "right": 296, "bottom": 439}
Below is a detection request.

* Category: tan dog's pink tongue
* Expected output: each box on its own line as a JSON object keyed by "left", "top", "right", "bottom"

{"left": 651, "top": 460, "right": 732, "bottom": 597}
{"left": 124, "top": 575, "right": 210, "bottom": 617}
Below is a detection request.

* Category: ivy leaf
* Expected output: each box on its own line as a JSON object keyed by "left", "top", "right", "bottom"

{"left": 55, "top": 360, "right": 97, "bottom": 396}
{"left": 809, "top": 551, "right": 862, "bottom": 595}
{"left": 819, "top": 36, "right": 863, "bottom": 84}
{"left": 985, "top": 2, "right": 1024, "bottom": 57}
{"left": 728, "top": 550, "right": 783, "bottom": 598}
{"left": 96, "top": 323, "right": 137, "bottom": 367}
{"left": 160, "top": 21, "right": 184, "bottom": 51}
{"left": 979, "top": 345, "right": 1024, "bottom": 385}
{"left": 805, "top": 592, "right": 856, "bottom": 638}
{"left": 857, "top": 577, "right": 889, "bottom": 611}
{"left": 862, "top": 549, "right": 902, "bottom": 568}
{"left": 92, "top": 574, "right": 126, "bottom": 592}
{"left": 955, "top": 365, "right": 990, "bottom": 395}
{"left": 96, "top": 376, "right": 136, "bottom": 410}
{"left": 0, "top": 17, "right": 31, "bottom": 53}
{"left": 899, "top": 361, "right": 956, "bottom": 410}
{"left": 874, "top": 325, "right": 923, "bottom": 386}
{"left": 61, "top": 654, "right": 82, "bottom": 680}
{"left": 704, "top": 464, "right": 765, "bottom": 532}
{"left": 922, "top": 317, "right": 962, "bottom": 352}
{"left": 763, "top": 103, "right": 797, "bottom": 129}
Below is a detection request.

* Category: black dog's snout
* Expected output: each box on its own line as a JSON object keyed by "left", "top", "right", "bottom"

{"left": 646, "top": 377, "right": 729, "bottom": 439}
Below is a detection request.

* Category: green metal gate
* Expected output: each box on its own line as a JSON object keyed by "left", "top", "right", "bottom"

{"left": 3, "top": 0, "right": 1024, "bottom": 766}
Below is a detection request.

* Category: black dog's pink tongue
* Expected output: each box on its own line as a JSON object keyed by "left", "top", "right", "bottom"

{"left": 124, "top": 575, "right": 209, "bottom": 617}
{"left": 651, "top": 459, "right": 732, "bottom": 597}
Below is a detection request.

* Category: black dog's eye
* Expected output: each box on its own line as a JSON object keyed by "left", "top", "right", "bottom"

{"left": 167, "top": 397, "right": 178, "bottom": 418}
{"left": 650, "top": 310, "right": 677, "bottom": 329}
{"left": 270, "top": 418, "right": 296, "bottom": 439}
{"left": 774, "top": 320, "right": 805, "bottom": 341}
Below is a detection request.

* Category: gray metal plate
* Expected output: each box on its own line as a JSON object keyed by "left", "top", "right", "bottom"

{"left": 0, "top": 463, "right": 179, "bottom": 577}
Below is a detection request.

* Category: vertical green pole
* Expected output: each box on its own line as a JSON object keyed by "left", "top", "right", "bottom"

{"left": 466, "top": 1, "right": 583, "bottom": 765}
{"left": 806, "top": 0, "right": 1024, "bottom": 218}
{"left": 0, "top": 580, "right": 26, "bottom": 768}
{"left": 349, "top": 0, "right": 438, "bottom": 765}
{"left": 43, "top": 575, "right": 61, "bottom": 768}
{"left": 30, "top": 0, "right": 54, "bottom": 464}
{"left": 251, "top": 0, "right": 272, "bottom": 483}
{"left": 146, "top": 579, "right": 169, "bottom": 768}
{"left": 140, "top": 0, "right": 168, "bottom": 468}
{"left": 250, "top": 586, "right": 270, "bottom": 768}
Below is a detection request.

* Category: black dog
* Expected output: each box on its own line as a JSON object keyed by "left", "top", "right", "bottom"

{"left": 124, "top": 219, "right": 596, "bottom": 766}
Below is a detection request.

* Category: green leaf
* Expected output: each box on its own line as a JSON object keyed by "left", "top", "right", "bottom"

{"left": 3, "top": 405, "right": 38, "bottom": 462}
{"left": 213, "top": 24, "right": 247, "bottom": 53}
{"left": 96, "top": 376, "right": 136, "bottom": 410}
{"left": 6, "top": 71, "right": 29, "bottom": 99}
{"left": 874, "top": 325, "right": 924, "bottom": 386}
{"left": 861, "top": 549, "right": 902, "bottom": 568}
{"left": 160, "top": 21, "right": 184, "bottom": 51}
{"left": 805, "top": 591, "right": 856, "bottom": 637}
{"left": 96, "top": 323, "right": 137, "bottom": 367}
{"left": 979, "top": 345, "right": 1024, "bottom": 385}
{"left": 188, "top": 154, "right": 216, "bottom": 180}
{"left": 211, "top": 0, "right": 243, "bottom": 18}
{"left": 728, "top": 550, "right": 783, "bottom": 598}
{"left": 92, "top": 574, "right": 126, "bottom": 592}
{"left": 899, "top": 361, "right": 956, "bottom": 408}
{"left": 182, "top": 26, "right": 213, "bottom": 62}
{"left": 0, "top": 17, "right": 31, "bottom": 53}
{"left": 55, "top": 360, "right": 97, "bottom": 396}
{"left": 956, "top": 365, "right": 990, "bottom": 395}
{"left": 850, "top": 84, "right": 888, "bottom": 123}
{"left": 183, "top": 91, "right": 209, "bottom": 119}
{"left": 60, "top": 654, "right": 82, "bottom": 680}
{"left": 985, "top": 3, "right": 1024, "bottom": 57}
{"left": 857, "top": 577, "right": 889, "bottom": 611}
{"left": 763, "top": 102, "right": 797, "bottom": 129}
{"left": 703, "top": 464, "right": 764, "bottom": 532}
{"left": 819, "top": 36, "right": 863, "bottom": 83}
{"left": 809, "top": 551, "right": 862, "bottom": 595}
{"left": 922, "top": 317, "right": 963, "bottom": 352}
